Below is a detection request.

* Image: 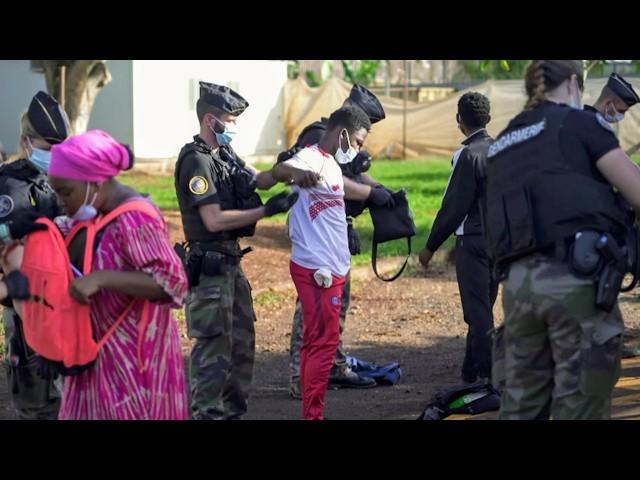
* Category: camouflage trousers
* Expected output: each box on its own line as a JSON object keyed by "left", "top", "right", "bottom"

{"left": 289, "top": 272, "right": 351, "bottom": 382}
{"left": 495, "top": 256, "right": 623, "bottom": 420}
{"left": 3, "top": 308, "right": 61, "bottom": 420}
{"left": 186, "top": 264, "right": 256, "bottom": 420}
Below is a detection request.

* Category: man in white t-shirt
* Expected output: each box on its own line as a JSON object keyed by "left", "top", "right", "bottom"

{"left": 272, "top": 106, "right": 395, "bottom": 420}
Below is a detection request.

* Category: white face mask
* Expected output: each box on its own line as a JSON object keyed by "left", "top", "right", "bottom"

{"left": 603, "top": 103, "right": 625, "bottom": 123}
{"left": 334, "top": 129, "right": 358, "bottom": 164}
{"left": 72, "top": 183, "right": 98, "bottom": 222}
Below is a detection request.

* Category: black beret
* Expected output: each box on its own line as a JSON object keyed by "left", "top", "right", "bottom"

{"left": 27, "top": 91, "right": 70, "bottom": 144}
{"left": 343, "top": 84, "right": 386, "bottom": 124}
{"left": 199, "top": 81, "right": 249, "bottom": 115}
{"left": 607, "top": 73, "right": 640, "bottom": 107}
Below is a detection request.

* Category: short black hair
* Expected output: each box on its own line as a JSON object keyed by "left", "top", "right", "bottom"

{"left": 458, "top": 92, "right": 490, "bottom": 129}
{"left": 599, "top": 85, "right": 622, "bottom": 104}
{"left": 196, "top": 98, "right": 224, "bottom": 124}
{"left": 327, "top": 106, "right": 371, "bottom": 134}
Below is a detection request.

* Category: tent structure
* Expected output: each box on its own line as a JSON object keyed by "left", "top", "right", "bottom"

{"left": 283, "top": 76, "right": 640, "bottom": 158}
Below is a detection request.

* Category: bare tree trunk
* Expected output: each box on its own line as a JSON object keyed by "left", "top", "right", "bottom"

{"left": 384, "top": 60, "right": 391, "bottom": 96}
{"left": 39, "top": 60, "right": 112, "bottom": 134}
{"left": 583, "top": 60, "right": 601, "bottom": 83}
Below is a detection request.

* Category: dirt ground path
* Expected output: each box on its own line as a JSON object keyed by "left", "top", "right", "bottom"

{"left": 2, "top": 217, "right": 640, "bottom": 420}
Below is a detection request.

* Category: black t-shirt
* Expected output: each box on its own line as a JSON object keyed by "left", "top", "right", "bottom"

{"left": 561, "top": 106, "right": 620, "bottom": 163}
{"left": 177, "top": 145, "right": 222, "bottom": 209}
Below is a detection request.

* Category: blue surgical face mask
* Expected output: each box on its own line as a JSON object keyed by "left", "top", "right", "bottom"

{"left": 26, "top": 138, "right": 51, "bottom": 173}
{"left": 604, "top": 103, "right": 625, "bottom": 123}
{"left": 72, "top": 183, "right": 98, "bottom": 222}
{"left": 210, "top": 116, "right": 236, "bottom": 146}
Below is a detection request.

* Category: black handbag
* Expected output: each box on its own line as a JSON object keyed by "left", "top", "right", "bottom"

{"left": 368, "top": 189, "right": 417, "bottom": 281}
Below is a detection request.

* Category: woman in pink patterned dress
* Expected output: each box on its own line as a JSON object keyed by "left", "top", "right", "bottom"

{"left": 47, "top": 129, "right": 189, "bottom": 420}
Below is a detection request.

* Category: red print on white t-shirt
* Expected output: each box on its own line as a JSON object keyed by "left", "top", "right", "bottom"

{"left": 308, "top": 192, "right": 344, "bottom": 220}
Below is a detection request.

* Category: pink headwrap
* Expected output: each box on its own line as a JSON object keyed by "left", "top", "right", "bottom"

{"left": 49, "top": 129, "right": 131, "bottom": 182}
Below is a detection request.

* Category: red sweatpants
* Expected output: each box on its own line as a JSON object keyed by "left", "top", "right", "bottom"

{"left": 290, "top": 261, "right": 346, "bottom": 420}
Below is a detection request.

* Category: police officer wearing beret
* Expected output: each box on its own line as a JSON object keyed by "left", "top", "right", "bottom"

{"left": 0, "top": 91, "right": 69, "bottom": 420}
{"left": 584, "top": 72, "right": 640, "bottom": 123}
{"left": 175, "top": 82, "right": 298, "bottom": 420}
{"left": 584, "top": 73, "right": 640, "bottom": 358}
{"left": 486, "top": 60, "right": 640, "bottom": 419}
{"left": 277, "top": 84, "right": 394, "bottom": 398}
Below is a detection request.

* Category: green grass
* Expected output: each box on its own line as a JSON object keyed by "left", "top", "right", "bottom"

{"left": 119, "top": 158, "right": 455, "bottom": 264}
{"left": 253, "top": 290, "right": 290, "bottom": 306}
{"left": 119, "top": 172, "right": 179, "bottom": 211}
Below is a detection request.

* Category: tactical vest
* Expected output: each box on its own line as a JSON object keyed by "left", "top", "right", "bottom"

{"left": 294, "top": 119, "right": 328, "bottom": 149}
{"left": 0, "top": 159, "right": 58, "bottom": 223}
{"left": 175, "top": 141, "right": 262, "bottom": 242}
{"left": 485, "top": 103, "right": 628, "bottom": 265}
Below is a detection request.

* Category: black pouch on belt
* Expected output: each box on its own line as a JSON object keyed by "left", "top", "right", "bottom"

{"left": 186, "top": 245, "right": 204, "bottom": 287}
{"left": 202, "top": 251, "right": 224, "bottom": 277}
{"left": 595, "top": 233, "right": 626, "bottom": 312}
{"left": 569, "top": 231, "right": 602, "bottom": 278}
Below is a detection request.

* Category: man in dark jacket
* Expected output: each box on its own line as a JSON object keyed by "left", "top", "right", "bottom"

{"left": 418, "top": 92, "right": 497, "bottom": 385}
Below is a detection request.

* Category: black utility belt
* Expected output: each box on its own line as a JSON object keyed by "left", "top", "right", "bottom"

{"left": 189, "top": 242, "right": 253, "bottom": 259}
{"left": 518, "top": 231, "right": 628, "bottom": 313}
{"left": 200, "top": 251, "right": 238, "bottom": 277}
{"left": 182, "top": 243, "right": 253, "bottom": 285}
{"left": 198, "top": 248, "right": 254, "bottom": 278}
{"left": 535, "top": 237, "right": 574, "bottom": 262}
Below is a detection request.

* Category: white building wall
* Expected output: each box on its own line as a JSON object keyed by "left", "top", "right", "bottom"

{"left": 0, "top": 60, "right": 47, "bottom": 154}
{"left": 131, "top": 60, "right": 287, "bottom": 160}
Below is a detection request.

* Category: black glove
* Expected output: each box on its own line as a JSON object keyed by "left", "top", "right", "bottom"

{"left": 6, "top": 212, "right": 48, "bottom": 240}
{"left": 4, "top": 270, "right": 30, "bottom": 300}
{"left": 264, "top": 191, "right": 299, "bottom": 217}
{"left": 277, "top": 146, "right": 302, "bottom": 164}
{"left": 368, "top": 185, "right": 396, "bottom": 208}
{"left": 34, "top": 355, "right": 59, "bottom": 381}
{"left": 352, "top": 150, "right": 372, "bottom": 175}
{"left": 347, "top": 219, "right": 361, "bottom": 255}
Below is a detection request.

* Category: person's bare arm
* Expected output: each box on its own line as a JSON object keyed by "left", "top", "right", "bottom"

{"left": 596, "top": 148, "right": 640, "bottom": 214}
{"left": 198, "top": 203, "right": 266, "bottom": 233}
{"left": 272, "top": 162, "right": 320, "bottom": 188}
{"left": 245, "top": 163, "right": 278, "bottom": 190}
{"left": 343, "top": 176, "right": 372, "bottom": 200}
{"left": 70, "top": 270, "right": 169, "bottom": 304}
{"left": 360, "top": 174, "right": 381, "bottom": 187}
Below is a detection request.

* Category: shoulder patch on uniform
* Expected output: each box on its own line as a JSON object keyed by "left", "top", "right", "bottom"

{"left": 0, "top": 195, "right": 15, "bottom": 218}
{"left": 595, "top": 113, "right": 615, "bottom": 133}
{"left": 188, "top": 176, "right": 209, "bottom": 195}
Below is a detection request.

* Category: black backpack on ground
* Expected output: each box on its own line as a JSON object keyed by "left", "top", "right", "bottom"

{"left": 417, "top": 383, "right": 501, "bottom": 420}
